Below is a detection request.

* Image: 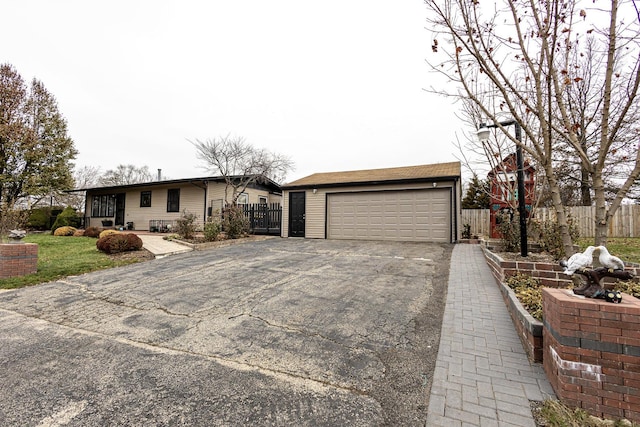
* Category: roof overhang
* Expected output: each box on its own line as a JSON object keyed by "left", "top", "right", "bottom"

{"left": 281, "top": 162, "right": 461, "bottom": 190}
{"left": 281, "top": 175, "right": 460, "bottom": 191}
{"left": 68, "top": 174, "right": 282, "bottom": 193}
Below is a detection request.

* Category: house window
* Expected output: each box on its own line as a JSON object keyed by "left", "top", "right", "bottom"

{"left": 167, "top": 189, "right": 180, "bottom": 212}
{"left": 259, "top": 196, "right": 268, "bottom": 204}
{"left": 237, "top": 193, "right": 249, "bottom": 205}
{"left": 140, "top": 191, "right": 152, "bottom": 207}
{"left": 91, "top": 194, "right": 115, "bottom": 217}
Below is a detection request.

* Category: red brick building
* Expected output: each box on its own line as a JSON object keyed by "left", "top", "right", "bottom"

{"left": 487, "top": 153, "right": 535, "bottom": 238}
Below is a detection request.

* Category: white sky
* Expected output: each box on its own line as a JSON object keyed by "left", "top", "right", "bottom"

{"left": 2, "top": 0, "right": 464, "bottom": 184}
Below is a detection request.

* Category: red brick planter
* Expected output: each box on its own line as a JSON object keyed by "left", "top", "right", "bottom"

{"left": 482, "top": 247, "right": 573, "bottom": 288}
{"left": 543, "top": 288, "right": 640, "bottom": 423}
{"left": 499, "top": 279, "right": 544, "bottom": 362}
{"left": 0, "top": 243, "right": 38, "bottom": 278}
{"left": 482, "top": 247, "right": 640, "bottom": 364}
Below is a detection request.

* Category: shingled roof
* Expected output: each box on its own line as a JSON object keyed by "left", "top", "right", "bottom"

{"left": 282, "top": 162, "right": 461, "bottom": 189}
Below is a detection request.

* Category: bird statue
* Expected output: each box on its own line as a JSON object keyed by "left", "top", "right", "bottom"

{"left": 559, "top": 246, "right": 597, "bottom": 275}
{"left": 597, "top": 246, "right": 625, "bottom": 272}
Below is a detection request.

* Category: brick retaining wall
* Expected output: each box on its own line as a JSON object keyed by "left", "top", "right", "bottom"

{"left": 543, "top": 288, "right": 640, "bottom": 422}
{"left": 483, "top": 247, "right": 640, "bottom": 288}
{"left": 482, "top": 248, "right": 574, "bottom": 288}
{"left": 0, "top": 243, "right": 38, "bottom": 278}
{"left": 497, "top": 279, "right": 544, "bottom": 362}
{"left": 482, "top": 247, "right": 640, "bottom": 364}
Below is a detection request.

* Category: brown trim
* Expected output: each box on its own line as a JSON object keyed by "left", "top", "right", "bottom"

{"left": 70, "top": 174, "right": 280, "bottom": 193}
{"left": 282, "top": 176, "right": 459, "bottom": 191}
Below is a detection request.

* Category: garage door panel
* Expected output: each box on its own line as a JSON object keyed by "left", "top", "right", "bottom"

{"left": 327, "top": 189, "right": 451, "bottom": 242}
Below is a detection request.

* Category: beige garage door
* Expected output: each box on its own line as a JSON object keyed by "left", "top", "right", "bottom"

{"left": 327, "top": 189, "right": 451, "bottom": 242}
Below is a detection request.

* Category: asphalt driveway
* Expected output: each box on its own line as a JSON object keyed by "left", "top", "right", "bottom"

{"left": 0, "top": 239, "right": 452, "bottom": 426}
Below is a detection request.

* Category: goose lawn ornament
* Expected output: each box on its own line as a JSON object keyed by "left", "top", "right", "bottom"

{"left": 597, "top": 246, "right": 625, "bottom": 272}
{"left": 559, "top": 245, "right": 597, "bottom": 275}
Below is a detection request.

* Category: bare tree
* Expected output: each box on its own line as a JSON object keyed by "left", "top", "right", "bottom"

{"left": 99, "top": 164, "right": 154, "bottom": 186}
{"left": 25, "top": 165, "right": 103, "bottom": 214}
{"left": 425, "top": 0, "right": 640, "bottom": 253}
{"left": 57, "top": 165, "right": 102, "bottom": 211}
{"left": 190, "top": 134, "right": 294, "bottom": 205}
{"left": 73, "top": 165, "right": 102, "bottom": 189}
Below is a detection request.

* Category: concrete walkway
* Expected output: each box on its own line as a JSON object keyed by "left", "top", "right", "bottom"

{"left": 137, "top": 234, "right": 193, "bottom": 257}
{"left": 427, "top": 244, "right": 555, "bottom": 426}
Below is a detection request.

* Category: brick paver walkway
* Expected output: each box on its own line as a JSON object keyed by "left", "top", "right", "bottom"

{"left": 427, "top": 244, "right": 555, "bottom": 426}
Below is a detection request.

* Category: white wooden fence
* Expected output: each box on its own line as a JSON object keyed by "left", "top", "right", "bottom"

{"left": 462, "top": 205, "right": 640, "bottom": 238}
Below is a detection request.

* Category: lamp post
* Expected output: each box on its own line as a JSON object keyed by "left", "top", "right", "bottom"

{"left": 477, "top": 120, "right": 528, "bottom": 257}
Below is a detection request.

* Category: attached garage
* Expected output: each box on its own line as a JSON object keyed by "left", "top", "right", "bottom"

{"left": 281, "top": 162, "right": 461, "bottom": 243}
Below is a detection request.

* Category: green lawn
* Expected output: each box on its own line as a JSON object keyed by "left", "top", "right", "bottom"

{"left": 576, "top": 237, "right": 640, "bottom": 265}
{"left": 0, "top": 234, "right": 147, "bottom": 290}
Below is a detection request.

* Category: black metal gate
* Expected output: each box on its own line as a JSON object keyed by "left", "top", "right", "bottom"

{"left": 241, "top": 203, "right": 282, "bottom": 235}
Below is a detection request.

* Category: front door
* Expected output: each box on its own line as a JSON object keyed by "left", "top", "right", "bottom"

{"left": 115, "top": 193, "right": 126, "bottom": 226}
{"left": 289, "top": 191, "right": 305, "bottom": 237}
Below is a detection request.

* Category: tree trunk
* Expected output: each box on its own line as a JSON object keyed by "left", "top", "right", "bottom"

{"left": 545, "top": 166, "right": 576, "bottom": 255}
{"left": 579, "top": 141, "right": 591, "bottom": 206}
{"left": 592, "top": 171, "right": 608, "bottom": 246}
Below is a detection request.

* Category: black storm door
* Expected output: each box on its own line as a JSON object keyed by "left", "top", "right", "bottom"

{"left": 115, "top": 193, "right": 126, "bottom": 226}
{"left": 288, "top": 192, "right": 305, "bottom": 237}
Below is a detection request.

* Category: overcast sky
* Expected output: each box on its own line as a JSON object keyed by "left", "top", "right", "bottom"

{"left": 3, "top": 0, "right": 464, "bottom": 184}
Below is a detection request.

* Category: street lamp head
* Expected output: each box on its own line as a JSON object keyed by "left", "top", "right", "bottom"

{"left": 474, "top": 119, "right": 528, "bottom": 257}
{"left": 476, "top": 123, "right": 490, "bottom": 141}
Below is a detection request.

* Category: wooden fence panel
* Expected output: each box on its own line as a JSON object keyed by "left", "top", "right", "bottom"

{"left": 607, "top": 204, "right": 640, "bottom": 238}
{"left": 461, "top": 209, "right": 490, "bottom": 238}
{"left": 462, "top": 205, "right": 640, "bottom": 238}
{"left": 568, "top": 206, "right": 594, "bottom": 237}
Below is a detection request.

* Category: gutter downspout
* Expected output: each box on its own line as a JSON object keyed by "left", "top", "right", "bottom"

{"left": 204, "top": 181, "right": 208, "bottom": 222}
{"left": 453, "top": 176, "right": 460, "bottom": 243}
{"left": 188, "top": 180, "right": 209, "bottom": 227}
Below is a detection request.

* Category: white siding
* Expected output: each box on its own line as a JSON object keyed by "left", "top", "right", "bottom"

{"left": 121, "top": 184, "right": 206, "bottom": 230}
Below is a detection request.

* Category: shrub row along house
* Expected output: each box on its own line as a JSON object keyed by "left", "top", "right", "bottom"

{"left": 74, "top": 161, "right": 462, "bottom": 242}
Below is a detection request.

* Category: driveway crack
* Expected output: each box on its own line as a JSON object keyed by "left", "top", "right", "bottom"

{"left": 228, "top": 312, "right": 361, "bottom": 351}
{"left": 59, "top": 280, "right": 193, "bottom": 318}
{"left": 0, "top": 307, "right": 369, "bottom": 397}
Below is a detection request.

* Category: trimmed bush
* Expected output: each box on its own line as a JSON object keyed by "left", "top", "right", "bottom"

{"left": 99, "top": 229, "right": 121, "bottom": 239}
{"left": 51, "top": 206, "right": 81, "bottom": 232}
{"left": 73, "top": 229, "right": 85, "bottom": 237}
{"left": 84, "top": 226, "right": 101, "bottom": 238}
{"left": 96, "top": 233, "right": 143, "bottom": 254}
{"left": 53, "top": 226, "right": 77, "bottom": 236}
